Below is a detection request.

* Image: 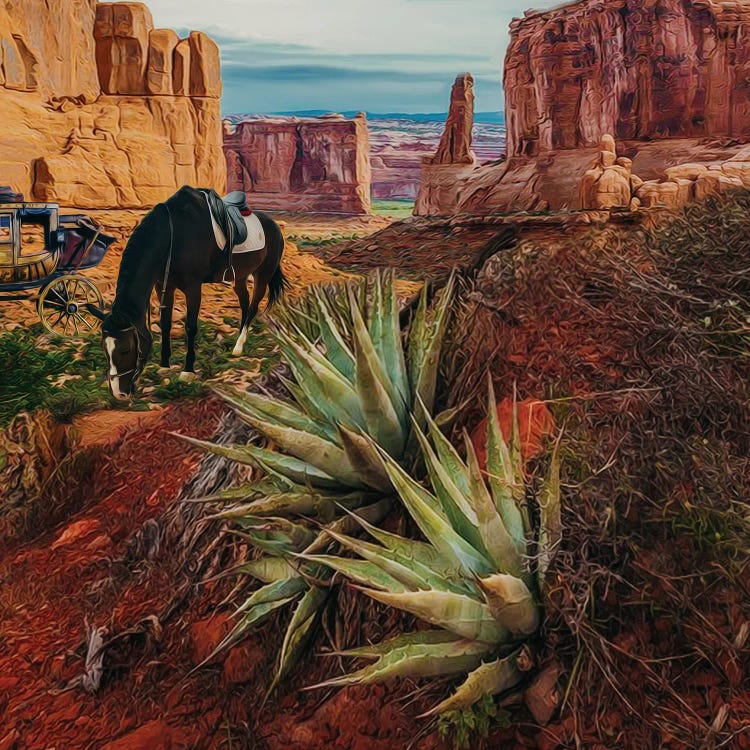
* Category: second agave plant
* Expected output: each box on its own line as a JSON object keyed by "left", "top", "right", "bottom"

{"left": 302, "top": 380, "right": 562, "bottom": 717}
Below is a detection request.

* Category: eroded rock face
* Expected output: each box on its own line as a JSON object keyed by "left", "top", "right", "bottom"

{"left": 224, "top": 114, "right": 372, "bottom": 214}
{"left": 505, "top": 0, "right": 750, "bottom": 157}
{"left": 0, "top": 0, "right": 225, "bottom": 209}
{"left": 415, "top": 73, "right": 478, "bottom": 216}
{"left": 420, "top": 1, "right": 750, "bottom": 215}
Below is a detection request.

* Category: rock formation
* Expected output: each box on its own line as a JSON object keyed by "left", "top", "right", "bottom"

{"left": 224, "top": 114, "right": 371, "bottom": 214}
{"left": 418, "top": 0, "right": 750, "bottom": 216}
{"left": 0, "top": 1, "right": 225, "bottom": 209}
{"left": 581, "top": 134, "right": 750, "bottom": 210}
{"left": 414, "top": 74, "right": 478, "bottom": 216}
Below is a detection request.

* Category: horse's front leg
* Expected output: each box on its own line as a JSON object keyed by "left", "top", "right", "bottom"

{"left": 156, "top": 283, "right": 175, "bottom": 370}
{"left": 232, "top": 276, "right": 250, "bottom": 357}
{"left": 180, "top": 284, "right": 202, "bottom": 382}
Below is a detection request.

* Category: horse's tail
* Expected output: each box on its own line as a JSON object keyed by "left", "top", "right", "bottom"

{"left": 266, "top": 227, "right": 290, "bottom": 307}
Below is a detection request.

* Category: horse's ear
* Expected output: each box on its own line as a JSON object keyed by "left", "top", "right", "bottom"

{"left": 85, "top": 303, "right": 107, "bottom": 321}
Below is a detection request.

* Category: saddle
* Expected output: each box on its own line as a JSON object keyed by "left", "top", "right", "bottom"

{"left": 203, "top": 189, "right": 249, "bottom": 251}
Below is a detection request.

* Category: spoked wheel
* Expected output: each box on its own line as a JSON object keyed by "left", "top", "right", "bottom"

{"left": 37, "top": 274, "right": 104, "bottom": 337}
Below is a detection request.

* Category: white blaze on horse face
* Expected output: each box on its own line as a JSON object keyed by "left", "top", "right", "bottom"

{"left": 232, "top": 325, "right": 249, "bottom": 357}
{"left": 105, "top": 336, "right": 126, "bottom": 400}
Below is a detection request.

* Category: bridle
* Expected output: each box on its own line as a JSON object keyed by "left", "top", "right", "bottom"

{"left": 105, "top": 201, "right": 172, "bottom": 389}
{"left": 107, "top": 322, "right": 152, "bottom": 384}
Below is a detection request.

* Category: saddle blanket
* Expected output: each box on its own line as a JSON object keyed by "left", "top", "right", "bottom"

{"left": 205, "top": 194, "right": 265, "bottom": 253}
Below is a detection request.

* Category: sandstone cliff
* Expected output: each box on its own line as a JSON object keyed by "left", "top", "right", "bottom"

{"left": 0, "top": 1, "right": 225, "bottom": 209}
{"left": 419, "top": 0, "right": 750, "bottom": 216}
{"left": 224, "top": 114, "right": 371, "bottom": 214}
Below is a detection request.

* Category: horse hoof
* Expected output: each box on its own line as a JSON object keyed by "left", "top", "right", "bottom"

{"left": 179, "top": 371, "right": 197, "bottom": 383}
{"left": 231, "top": 346, "right": 243, "bottom": 357}
{"left": 157, "top": 367, "right": 171, "bottom": 376}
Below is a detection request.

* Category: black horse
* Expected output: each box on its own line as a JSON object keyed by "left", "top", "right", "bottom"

{"left": 92, "top": 185, "right": 288, "bottom": 400}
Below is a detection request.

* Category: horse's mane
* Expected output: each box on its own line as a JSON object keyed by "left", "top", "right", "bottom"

{"left": 113, "top": 186, "right": 205, "bottom": 318}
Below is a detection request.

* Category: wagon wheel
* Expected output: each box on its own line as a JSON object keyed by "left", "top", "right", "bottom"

{"left": 37, "top": 274, "right": 104, "bottom": 337}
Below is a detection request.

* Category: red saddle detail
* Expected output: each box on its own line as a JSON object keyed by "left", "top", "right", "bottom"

{"left": 240, "top": 208, "right": 253, "bottom": 216}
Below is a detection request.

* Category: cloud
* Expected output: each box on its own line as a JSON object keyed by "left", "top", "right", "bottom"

{"left": 148, "top": 0, "right": 561, "bottom": 113}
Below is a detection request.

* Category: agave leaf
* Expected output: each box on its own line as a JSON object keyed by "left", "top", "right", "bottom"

{"left": 175, "top": 436, "right": 342, "bottom": 490}
{"left": 214, "top": 385, "right": 340, "bottom": 445}
{"left": 537, "top": 443, "right": 562, "bottom": 595}
{"left": 412, "top": 420, "right": 486, "bottom": 556}
{"left": 235, "top": 577, "right": 309, "bottom": 616}
{"left": 478, "top": 574, "right": 540, "bottom": 635}
{"left": 421, "top": 404, "right": 472, "bottom": 498}
{"left": 238, "top": 411, "right": 364, "bottom": 489}
{"left": 378, "top": 447, "right": 493, "bottom": 578}
{"left": 343, "top": 507, "right": 464, "bottom": 580}
{"left": 407, "top": 284, "right": 429, "bottom": 394}
{"left": 312, "top": 286, "right": 356, "bottom": 382}
{"left": 185, "top": 478, "right": 285, "bottom": 504}
{"left": 236, "top": 516, "right": 318, "bottom": 552}
{"left": 333, "top": 630, "right": 464, "bottom": 658}
{"left": 424, "top": 651, "right": 522, "bottom": 716}
{"left": 241, "top": 556, "right": 301, "bottom": 583}
{"left": 350, "top": 288, "right": 408, "bottom": 453}
{"left": 213, "top": 492, "right": 337, "bottom": 521}
{"left": 356, "top": 587, "right": 510, "bottom": 644}
{"left": 315, "top": 526, "right": 462, "bottom": 594}
{"left": 273, "top": 331, "right": 366, "bottom": 431}
{"left": 300, "top": 554, "right": 413, "bottom": 593}
{"left": 380, "top": 269, "right": 411, "bottom": 411}
{"left": 272, "top": 583, "right": 330, "bottom": 691}
{"left": 486, "top": 377, "right": 529, "bottom": 548}
{"left": 410, "top": 271, "right": 455, "bottom": 429}
{"left": 337, "top": 425, "right": 393, "bottom": 493}
{"left": 463, "top": 432, "right": 525, "bottom": 579}
{"left": 509, "top": 387, "right": 525, "bottom": 497}
{"left": 307, "top": 638, "right": 493, "bottom": 690}
{"left": 302, "top": 499, "right": 393, "bottom": 556}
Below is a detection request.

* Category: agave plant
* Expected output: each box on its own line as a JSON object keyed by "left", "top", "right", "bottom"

{"left": 301, "top": 380, "right": 562, "bottom": 716}
{"left": 179, "top": 270, "right": 456, "bottom": 686}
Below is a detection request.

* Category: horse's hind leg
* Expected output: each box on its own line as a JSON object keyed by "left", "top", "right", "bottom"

{"left": 232, "top": 272, "right": 268, "bottom": 357}
{"left": 180, "top": 284, "right": 202, "bottom": 381}
{"left": 156, "top": 283, "right": 175, "bottom": 370}
{"left": 231, "top": 276, "right": 250, "bottom": 357}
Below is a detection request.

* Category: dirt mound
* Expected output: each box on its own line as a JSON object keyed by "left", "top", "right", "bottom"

{"left": 443, "top": 193, "right": 750, "bottom": 748}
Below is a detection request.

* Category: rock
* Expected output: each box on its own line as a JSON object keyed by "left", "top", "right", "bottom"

{"left": 0, "top": 0, "right": 225, "bottom": 208}
{"left": 188, "top": 31, "right": 221, "bottom": 98}
{"left": 579, "top": 136, "right": 632, "bottom": 209}
{"left": 95, "top": 2, "right": 154, "bottom": 95}
{"left": 720, "top": 161, "right": 750, "bottom": 187}
{"left": 505, "top": 0, "right": 750, "bottom": 157}
{"left": 224, "top": 114, "right": 371, "bottom": 214}
{"left": 694, "top": 171, "right": 744, "bottom": 201}
{"left": 430, "top": 74, "right": 477, "bottom": 165}
{"left": 173, "top": 38, "right": 191, "bottom": 96}
{"left": 524, "top": 662, "right": 564, "bottom": 725}
{"left": 146, "top": 29, "right": 179, "bottom": 95}
{"left": 414, "top": 73, "right": 478, "bottom": 216}
{"left": 665, "top": 163, "right": 709, "bottom": 182}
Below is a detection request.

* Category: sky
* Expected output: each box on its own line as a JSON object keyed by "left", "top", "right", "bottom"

{"left": 146, "top": 0, "right": 562, "bottom": 115}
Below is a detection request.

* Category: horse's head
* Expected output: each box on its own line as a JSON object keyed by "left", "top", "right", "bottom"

{"left": 97, "top": 310, "right": 152, "bottom": 400}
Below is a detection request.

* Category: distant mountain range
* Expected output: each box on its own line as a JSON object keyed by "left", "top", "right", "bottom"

{"left": 225, "top": 110, "right": 506, "bottom": 125}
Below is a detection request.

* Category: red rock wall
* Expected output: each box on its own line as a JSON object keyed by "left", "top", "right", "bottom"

{"left": 505, "top": 0, "right": 750, "bottom": 157}
{"left": 224, "top": 115, "right": 372, "bottom": 214}
{"left": 0, "top": 1, "right": 225, "bottom": 209}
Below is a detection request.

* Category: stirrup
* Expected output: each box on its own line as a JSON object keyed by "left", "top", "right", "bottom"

{"left": 221, "top": 264, "right": 236, "bottom": 286}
